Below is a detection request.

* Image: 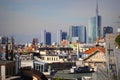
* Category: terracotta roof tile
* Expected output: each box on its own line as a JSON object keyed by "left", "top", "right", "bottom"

{"left": 84, "top": 47, "right": 105, "bottom": 54}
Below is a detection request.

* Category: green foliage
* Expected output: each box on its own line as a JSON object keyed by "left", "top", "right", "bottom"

{"left": 115, "top": 35, "right": 120, "bottom": 48}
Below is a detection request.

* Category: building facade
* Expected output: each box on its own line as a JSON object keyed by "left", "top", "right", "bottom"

{"left": 0, "top": 36, "right": 7, "bottom": 44}
{"left": 41, "top": 30, "right": 52, "bottom": 45}
{"left": 69, "top": 26, "right": 86, "bottom": 43}
{"left": 88, "top": 16, "right": 102, "bottom": 43}
{"left": 62, "top": 32, "right": 67, "bottom": 40}
{"left": 88, "top": 1, "right": 102, "bottom": 43}
{"left": 40, "top": 30, "right": 45, "bottom": 45}
{"left": 57, "top": 30, "right": 67, "bottom": 45}
{"left": 103, "top": 26, "right": 113, "bottom": 37}
{"left": 83, "top": 47, "right": 106, "bottom": 66}
{"left": 45, "top": 32, "right": 51, "bottom": 45}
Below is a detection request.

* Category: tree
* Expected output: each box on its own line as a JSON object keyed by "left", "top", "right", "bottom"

{"left": 115, "top": 34, "right": 120, "bottom": 48}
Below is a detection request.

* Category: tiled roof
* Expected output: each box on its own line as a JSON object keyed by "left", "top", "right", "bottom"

{"left": 84, "top": 47, "right": 105, "bottom": 54}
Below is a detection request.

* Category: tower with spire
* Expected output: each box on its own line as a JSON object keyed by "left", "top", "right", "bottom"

{"left": 88, "top": 0, "right": 102, "bottom": 43}
{"left": 96, "top": 0, "right": 102, "bottom": 39}
{"left": 96, "top": 0, "right": 98, "bottom": 16}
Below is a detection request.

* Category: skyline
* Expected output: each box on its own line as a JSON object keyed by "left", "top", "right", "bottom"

{"left": 0, "top": 0, "right": 120, "bottom": 43}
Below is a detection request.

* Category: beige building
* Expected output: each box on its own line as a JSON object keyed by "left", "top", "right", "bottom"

{"left": 83, "top": 47, "right": 106, "bottom": 68}
{"left": 34, "top": 55, "right": 67, "bottom": 63}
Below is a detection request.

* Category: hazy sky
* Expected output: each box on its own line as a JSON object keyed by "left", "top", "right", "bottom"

{"left": 0, "top": 0, "right": 120, "bottom": 43}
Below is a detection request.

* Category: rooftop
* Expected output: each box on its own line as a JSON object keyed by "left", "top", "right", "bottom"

{"left": 84, "top": 47, "right": 105, "bottom": 54}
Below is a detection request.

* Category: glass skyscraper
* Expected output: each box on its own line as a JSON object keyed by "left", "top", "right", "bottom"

{"left": 45, "top": 32, "right": 51, "bottom": 45}
{"left": 88, "top": 1, "right": 102, "bottom": 43}
{"left": 41, "top": 30, "right": 51, "bottom": 45}
{"left": 62, "top": 32, "right": 67, "bottom": 40}
{"left": 88, "top": 16, "right": 101, "bottom": 43}
{"left": 69, "top": 26, "right": 86, "bottom": 43}
{"left": 57, "top": 30, "right": 67, "bottom": 45}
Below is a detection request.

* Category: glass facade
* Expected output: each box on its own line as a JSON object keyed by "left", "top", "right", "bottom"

{"left": 41, "top": 30, "right": 51, "bottom": 45}
{"left": 45, "top": 32, "right": 51, "bottom": 45}
{"left": 57, "top": 30, "right": 67, "bottom": 45}
{"left": 69, "top": 26, "right": 86, "bottom": 43}
{"left": 88, "top": 15, "right": 101, "bottom": 43}
{"left": 62, "top": 32, "right": 67, "bottom": 40}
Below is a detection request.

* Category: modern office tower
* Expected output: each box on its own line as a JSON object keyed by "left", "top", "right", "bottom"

{"left": 103, "top": 26, "right": 113, "bottom": 37}
{"left": 0, "top": 36, "right": 7, "bottom": 44}
{"left": 40, "top": 30, "right": 45, "bottom": 45}
{"left": 62, "top": 32, "right": 67, "bottom": 40}
{"left": 88, "top": 1, "right": 102, "bottom": 43}
{"left": 106, "top": 33, "right": 119, "bottom": 80}
{"left": 45, "top": 32, "right": 51, "bottom": 45}
{"left": 69, "top": 26, "right": 86, "bottom": 43}
{"left": 41, "top": 30, "right": 51, "bottom": 45}
{"left": 57, "top": 30, "right": 67, "bottom": 45}
{"left": 2, "top": 37, "right": 6, "bottom": 44}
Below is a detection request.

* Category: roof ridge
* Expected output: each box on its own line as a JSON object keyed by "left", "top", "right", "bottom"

{"left": 84, "top": 47, "right": 105, "bottom": 54}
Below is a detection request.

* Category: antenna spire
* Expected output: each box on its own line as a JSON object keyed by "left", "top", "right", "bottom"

{"left": 96, "top": 0, "right": 99, "bottom": 16}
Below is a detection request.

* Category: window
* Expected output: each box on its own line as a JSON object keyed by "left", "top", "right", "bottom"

{"left": 47, "top": 57, "right": 49, "bottom": 60}
{"left": 56, "top": 57, "right": 58, "bottom": 61}
{"left": 35, "top": 64, "right": 39, "bottom": 71}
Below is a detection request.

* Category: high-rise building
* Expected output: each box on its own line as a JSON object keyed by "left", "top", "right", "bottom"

{"left": 40, "top": 30, "right": 45, "bottom": 45}
{"left": 40, "top": 30, "right": 51, "bottom": 45}
{"left": 0, "top": 36, "right": 7, "bottom": 44}
{"left": 88, "top": 1, "right": 102, "bottom": 43}
{"left": 103, "top": 26, "right": 113, "bottom": 37}
{"left": 69, "top": 26, "right": 86, "bottom": 43}
{"left": 45, "top": 32, "right": 51, "bottom": 45}
{"left": 57, "top": 30, "right": 67, "bottom": 45}
{"left": 62, "top": 32, "right": 67, "bottom": 40}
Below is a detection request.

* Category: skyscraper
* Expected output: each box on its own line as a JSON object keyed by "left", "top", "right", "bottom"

{"left": 69, "top": 26, "right": 86, "bottom": 43}
{"left": 45, "top": 32, "right": 51, "bottom": 45}
{"left": 62, "top": 32, "right": 67, "bottom": 40}
{"left": 0, "top": 36, "right": 7, "bottom": 44}
{"left": 88, "top": 1, "right": 102, "bottom": 43}
{"left": 40, "top": 30, "right": 46, "bottom": 45}
{"left": 41, "top": 30, "right": 51, "bottom": 45}
{"left": 57, "top": 30, "right": 67, "bottom": 45}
